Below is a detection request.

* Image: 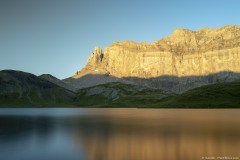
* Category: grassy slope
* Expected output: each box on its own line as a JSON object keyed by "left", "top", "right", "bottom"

{"left": 0, "top": 88, "right": 76, "bottom": 108}
{"left": 75, "top": 82, "right": 142, "bottom": 107}
{"left": 75, "top": 82, "right": 172, "bottom": 107}
{"left": 1, "top": 70, "right": 240, "bottom": 108}
{"left": 76, "top": 80, "right": 240, "bottom": 108}
{"left": 109, "top": 90, "right": 173, "bottom": 107}
{"left": 0, "top": 70, "right": 75, "bottom": 107}
{"left": 151, "top": 80, "right": 240, "bottom": 108}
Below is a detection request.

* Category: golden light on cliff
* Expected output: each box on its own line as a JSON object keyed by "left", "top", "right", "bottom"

{"left": 69, "top": 25, "right": 240, "bottom": 93}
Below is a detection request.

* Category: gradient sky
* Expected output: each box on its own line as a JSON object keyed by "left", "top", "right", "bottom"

{"left": 1, "top": 0, "right": 240, "bottom": 79}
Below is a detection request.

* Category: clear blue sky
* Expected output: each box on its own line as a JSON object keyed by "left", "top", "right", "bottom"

{"left": 0, "top": 0, "right": 240, "bottom": 79}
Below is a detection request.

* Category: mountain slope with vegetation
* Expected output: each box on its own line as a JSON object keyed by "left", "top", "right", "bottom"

{"left": 75, "top": 80, "right": 240, "bottom": 108}
{"left": 0, "top": 70, "right": 75, "bottom": 107}
{"left": 39, "top": 74, "right": 77, "bottom": 92}
{"left": 75, "top": 82, "right": 172, "bottom": 107}
{"left": 1, "top": 70, "right": 240, "bottom": 108}
{"left": 152, "top": 80, "right": 240, "bottom": 108}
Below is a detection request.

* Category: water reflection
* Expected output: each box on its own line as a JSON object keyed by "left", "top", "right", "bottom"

{"left": 73, "top": 115, "right": 240, "bottom": 160}
{"left": 0, "top": 109, "right": 240, "bottom": 160}
{"left": 0, "top": 116, "right": 84, "bottom": 160}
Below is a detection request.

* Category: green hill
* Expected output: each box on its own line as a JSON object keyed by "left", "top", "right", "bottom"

{"left": 75, "top": 82, "right": 173, "bottom": 107}
{"left": 0, "top": 70, "right": 75, "bottom": 107}
{"left": 1, "top": 70, "right": 240, "bottom": 108}
{"left": 152, "top": 80, "right": 240, "bottom": 108}
{"left": 75, "top": 80, "right": 240, "bottom": 108}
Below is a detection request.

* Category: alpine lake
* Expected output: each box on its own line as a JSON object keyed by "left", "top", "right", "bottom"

{"left": 0, "top": 108, "right": 239, "bottom": 160}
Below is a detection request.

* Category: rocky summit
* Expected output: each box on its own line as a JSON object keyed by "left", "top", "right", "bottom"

{"left": 66, "top": 25, "right": 240, "bottom": 92}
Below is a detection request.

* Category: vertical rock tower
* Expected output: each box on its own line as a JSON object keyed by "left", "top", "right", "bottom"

{"left": 88, "top": 46, "right": 103, "bottom": 67}
{"left": 73, "top": 46, "right": 105, "bottom": 78}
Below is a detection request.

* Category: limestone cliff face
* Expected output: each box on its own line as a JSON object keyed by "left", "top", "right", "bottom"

{"left": 72, "top": 25, "right": 240, "bottom": 92}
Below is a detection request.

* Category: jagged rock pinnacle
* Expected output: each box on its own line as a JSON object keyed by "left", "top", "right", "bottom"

{"left": 94, "top": 46, "right": 102, "bottom": 55}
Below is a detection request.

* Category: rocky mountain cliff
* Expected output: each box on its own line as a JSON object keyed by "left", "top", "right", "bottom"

{"left": 66, "top": 25, "right": 240, "bottom": 92}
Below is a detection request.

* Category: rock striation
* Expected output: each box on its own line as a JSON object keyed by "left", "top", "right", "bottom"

{"left": 69, "top": 25, "right": 240, "bottom": 92}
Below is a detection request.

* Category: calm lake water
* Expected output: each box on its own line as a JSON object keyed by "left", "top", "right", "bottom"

{"left": 0, "top": 108, "right": 240, "bottom": 160}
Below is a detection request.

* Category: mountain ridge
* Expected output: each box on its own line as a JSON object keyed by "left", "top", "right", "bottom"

{"left": 0, "top": 70, "right": 75, "bottom": 107}
{"left": 39, "top": 74, "right": 77, "bottom": 92}
{"left": 1, "top": 69, "right": 240, "bottom": 108}
{"left": 66, "top": 25, "right": 240, "bottom": 92}
{"left": 1, "top": 25, "right": 240, "bottom": 107}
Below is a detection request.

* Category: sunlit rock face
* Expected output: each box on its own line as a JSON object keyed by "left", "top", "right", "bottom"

{"left": 71, "top": 25, "right": 240, "bottom": 92}
{"left": 73, "top": 46, "right": 105, "bottom": 78}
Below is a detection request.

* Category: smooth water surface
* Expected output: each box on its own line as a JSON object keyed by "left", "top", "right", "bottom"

{"left": 0, "top": 108, "right": 240, "bottom": 160}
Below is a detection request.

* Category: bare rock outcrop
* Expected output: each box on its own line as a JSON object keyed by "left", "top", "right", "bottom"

{"left": 68, "top": 25, "right": 240, "bottom": 92}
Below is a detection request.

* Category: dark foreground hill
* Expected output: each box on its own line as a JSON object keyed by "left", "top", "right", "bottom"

{"left": 152, "top": 80, "right": 240, "bottom": 108}
{"left": 0, "top": 70, "right": 75, "bottom": 107}
{"left": 1, "top": 70, "right": 240, "bottom": 108}
{"left": 75, "top": 81, "right": 240, "bottom": 108}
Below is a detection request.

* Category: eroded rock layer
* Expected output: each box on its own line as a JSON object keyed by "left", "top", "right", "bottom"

{"left": 71, "top": 25, "right": 240, "bottom": 92}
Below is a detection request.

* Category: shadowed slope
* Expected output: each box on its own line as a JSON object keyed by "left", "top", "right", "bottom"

{"left": 63, "top": 73, "right": 132, "bottom": 89}
{"left": 0, "top": 70, "right": 75, "bottom": 107}
{"left": 153, "top": 80, "right": 240, "bottom": 108}
{"left": 39, "top": 74, "right": 77, "bottom": 92}
{"left": 1, "top": 70, "right": 240, "bottom": 108}
{"left": 75, "top": 79, "right": 240, "bottom": 108}
{"left": 64, "top": 71, "right": 240, "bottom": 93}
{"left": 75, "top": 82, "right": 171, "bottom": 107}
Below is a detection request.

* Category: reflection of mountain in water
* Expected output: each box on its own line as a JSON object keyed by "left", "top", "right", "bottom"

{"left": 73, "top": 115, "right": 240, "bottom": 160}
{"left": 1, "top": 109, "right": 240, "bottom": 160}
